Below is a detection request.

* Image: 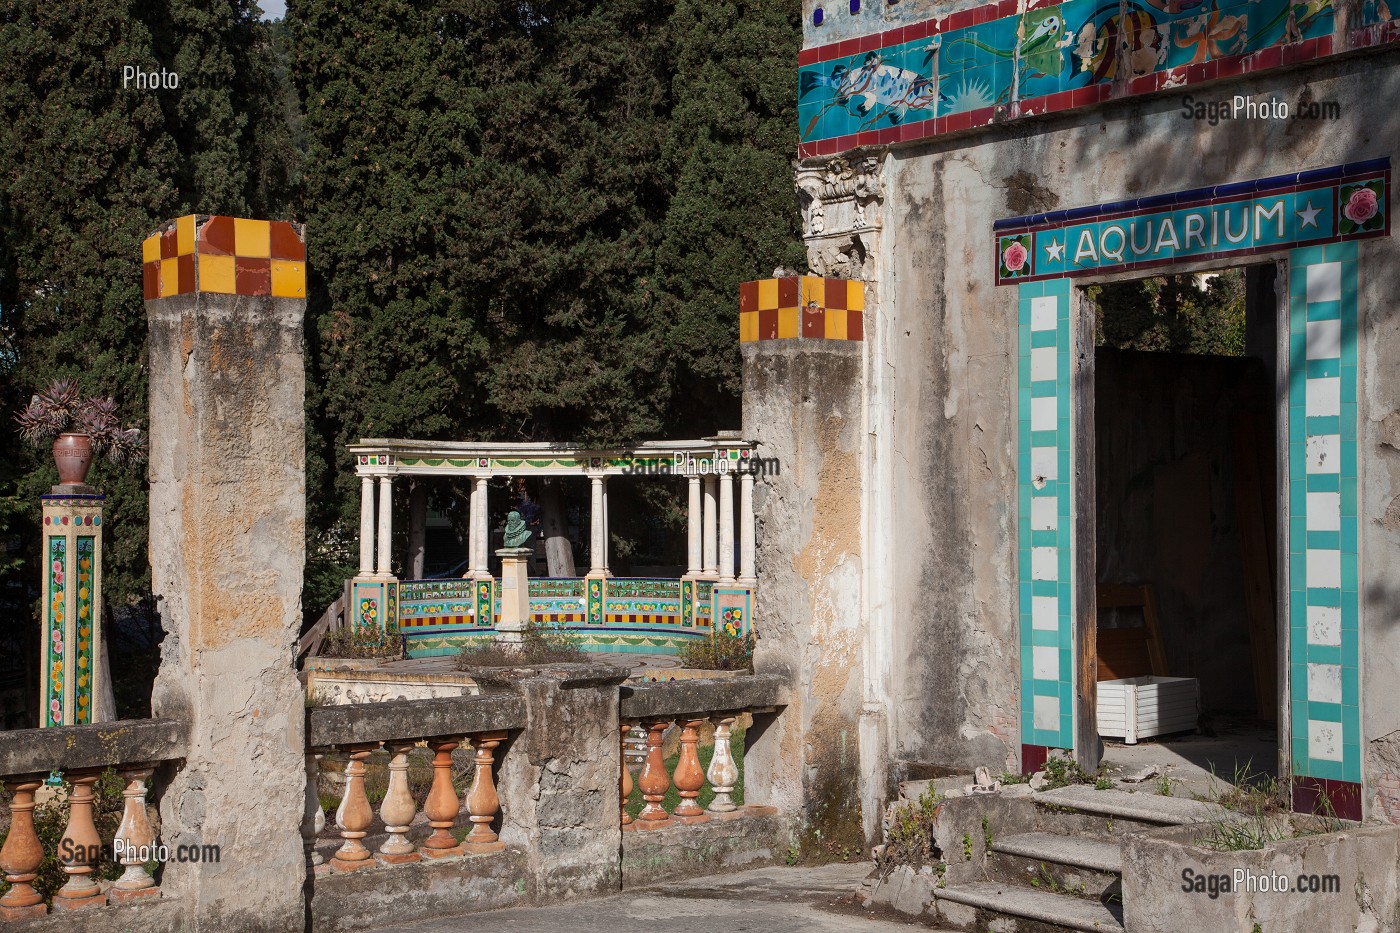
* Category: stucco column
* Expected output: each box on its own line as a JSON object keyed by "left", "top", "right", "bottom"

{"left": 602, "top": 476, "right": 610, "bottom": 576}
{"left": 358, "top": 475, "right": 375, "bottom": 575}
{"left": 718, "top": 469, "right": 735, "bottom": 584}
{"left": 588, "top": 475, "right": 605, "bottom": 575}
{"left": 376, "top": 475, "right": 394, "bottom": 577}
{"left": 702, "top": 474, "right": 718, "bottom": 577}
{"left": 145, "top": 213, "right": 307, "bottom": 930}
{"left": 685, "top": 474, "right": 702, "bottom": 576}
{"left": 470, "top": 476, "right": 490, "bottom": 578}
{"left": 407, "top": 479, "right": 427, "bottom": 580}
{"left": 739, "top": 470, "right": 756, "bottom": 586}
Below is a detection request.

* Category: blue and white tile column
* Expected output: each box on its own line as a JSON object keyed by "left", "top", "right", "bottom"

{"left": 1288, "top": 242, "right": 1362, "bottom": 812}
{"left": 1017, "top": 278, "right": 1075, "bottom": 766}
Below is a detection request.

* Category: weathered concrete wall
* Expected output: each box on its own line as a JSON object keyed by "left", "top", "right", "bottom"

{"left": 856, "top": 49, "right": 1400, "bottom": 810}
{"left": 621, "top": 811, "right": 787, "bottom": 887}
{"left": 493, "top": 668, "right": 629, "bottom": 901}
{"left": 742, "top": 342, "right": 868, "bottom": 851}
{"left": 147, "top": 284, "right": 308, "bottom": 929}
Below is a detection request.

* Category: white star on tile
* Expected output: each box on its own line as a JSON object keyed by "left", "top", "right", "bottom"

{"left": 1044, "top": 238, "right": 1065, "bottom": 263}
{"left": 1297, "top": 200, "right": 1320, "bottom": 230}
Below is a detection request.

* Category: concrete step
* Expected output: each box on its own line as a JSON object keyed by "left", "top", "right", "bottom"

{"left": 992, "top": 831, "right": 1124, "bottom": 874}
{"left": 935, "top": 881, "right": 1124, "bottom": 932}
{"left": 1033, "top": 785, "right": 1231, "bottom": 825}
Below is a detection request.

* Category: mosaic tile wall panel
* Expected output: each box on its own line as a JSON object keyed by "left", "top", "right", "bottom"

{"left": 739, "top": 276, "right": 864, "bottom": 342}
{"left": 1016, "top": 277, "right": 1075, "bottom": 752}
{"left": 74, "top": 537, "right": 95, "bottom": 724}
{"left": 44, "top": 536, "right": 66, "bottom": 728}
{"left": 1287, "top": 241, "right": 1360, "bottom": 786}
{"left": 994, "top": 161, "right": 1389, "bottom": 285}
{"left": 714, "top": 588, "right": 753, "bottom": 637}
{"left": 797, "top": 0, "right": 1366, "bottom": 156}
{"left": 143, "top": 214, "right": 306, "bottom": 300}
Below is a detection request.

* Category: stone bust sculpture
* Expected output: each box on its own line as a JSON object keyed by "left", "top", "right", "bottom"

{"left": 502, "top": 510, "right": 533, "bottom": 548}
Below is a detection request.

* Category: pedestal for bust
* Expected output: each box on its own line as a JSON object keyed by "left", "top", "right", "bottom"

{"left": 40, "top": 484, "right": 104, "bottom": 727}
{"left": 495, "top": 547, "right": 533, "bottom": 644}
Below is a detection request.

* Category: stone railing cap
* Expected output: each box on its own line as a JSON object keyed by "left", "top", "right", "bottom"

{"left": 619, "top": 673, "right": 789, "bottom": 721}
{"left": 306, "top": 692, "right": 526, "bottom": 749}
{"left": 0, "top": 718, "right": 187, "bottom": 779}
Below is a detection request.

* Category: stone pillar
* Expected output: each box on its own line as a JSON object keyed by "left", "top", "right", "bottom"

{"left": 471, "top": 476, "right": 490, "bottom": 579}
{"left": 588, "top": 475, "right": 605, "bottom": 576}
{"left": 718, "top": 470, "right": 735, "bottom": 584}
{"left": 739, "top": 274, "right": 868, "bottom": 853}
{"left": 38, "top": 490, "right": 104, "bottom": 726}
{"left": 492, "top": 665, "right": 629, "bottom": 901}
{"left": 145, "top": 213, "right": 308, "bottom": 930}
{"left": 685, "top": 474, "right": 702, "bottom": 577}
{"left": 739, "top": 470, "right": 756, "bottom": 586}
{"left": 496, "top": 547, "right": 532, "bottom": 643}
{"left": 358, "top": 475, "right": 375, "bottom": 576}
{"left": 408, "top": 479, "right": 428, "bottom": 580}
{"left": 702, "top": 474, "right": 718, "bottom": 577}
{"left": 601, "top": 477, "right": 610, "bottom": 576}
{"left": 376, "top": 475, "right": 394, "bottom": 577}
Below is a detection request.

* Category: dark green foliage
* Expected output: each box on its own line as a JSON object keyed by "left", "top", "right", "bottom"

{"left": 1091, "top": 269, "right": 1246, "bottom": 356}
{"left": 0, "top": 1, "right": 296, "bottom": 633}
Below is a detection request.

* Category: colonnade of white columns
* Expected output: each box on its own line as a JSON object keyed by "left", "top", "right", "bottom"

{"left": 684, "top": 469, "right": 755, "bottom": 583}
{"left": 356, "top": 466, "right": 756, "bottom": 583}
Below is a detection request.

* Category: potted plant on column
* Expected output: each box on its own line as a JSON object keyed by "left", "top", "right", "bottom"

{"left": 14, "top": 378, "right": 147, "bottom": 483}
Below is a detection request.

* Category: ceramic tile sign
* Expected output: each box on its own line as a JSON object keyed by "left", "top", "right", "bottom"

{"left": 993, "top": 161, "right": 1389, "bottom": 286}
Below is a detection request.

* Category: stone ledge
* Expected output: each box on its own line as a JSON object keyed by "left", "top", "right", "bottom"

{"left": 307, "top": 693, "right": 525, "bottom": 748}
{"left": 621, "top": 809, "right": 791, "bottom": 888}
{"left": 0, "top": 895, "right": 185, "bottom": 932}
{"left": 619, "top": 674, "right": 788, "bottom": 721}
{"left": 309, "top": 846, "right": 528, "bottom": 932}
{"left": 0, "top": 719, "right": 187, "bottom": 778}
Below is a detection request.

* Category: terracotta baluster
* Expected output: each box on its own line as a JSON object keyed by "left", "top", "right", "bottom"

{"left": 636, "top": 719, "right": 673, "bottom": 828}
{"left": 110, "top": 767, "right": 159, "bottom": 901}
{"left": 420, "top": 738, "right": 464, "bottom": 857}
{"left": 672, "top": 718, "right": 710, "bottom": 824}
{"left": 0, "top": 779, "right": 47, "bottom": 919}
{"left": 379, "top": 741, "right": 420, "bottom": 863}
{"left": 302, "top": 753, "right": 326, "bottom": 868}
{"left": 53, "top": 770, "right": 105, "bottom": 909}
{"left": 463, "top": 732, "right": 507, "bottom": 853}
{"left": 706, "top": 714, "right": 740, "bottom": 815}
{"left": 619, "top": 722, "right": 635, "bottom": 829}
{"left": 331, "top": 744, "right": 376, "bottom": 871}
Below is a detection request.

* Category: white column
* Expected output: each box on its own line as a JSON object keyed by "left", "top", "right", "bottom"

{"left": 739, "top": 470, "right": 756, "bottom": 585}
{"left": 358, "top": 475, "right": 375, "bottom": 575}
{"left": 602, "top": 477, "right": 611, "bottom": 576}
{"left": 376, "top": 475, "right": 394, "bottom": 577}
{"left": 588, "top": 475, "right": 605, "bottom": 575}
{"left": 685, "top": 475, "right": 702, "bottom": 576}
{"left": 702, "top": 474, "right": 718, "bottom": 577}
{"left": 466, "top": 476, "right": 480, "bottom": 576}
{"left": 472, "top": 476, "right": 489, "bottom": 578}
{"left": 718, "top": 469, "right": 735, "bottom": 584}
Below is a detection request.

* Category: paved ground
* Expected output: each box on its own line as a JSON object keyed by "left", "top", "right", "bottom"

{"left": 367, "top": 863, "right": 942, "bottom": 933}
{"left": 1099, "top": 715, "right": 1278, "bottom": 801}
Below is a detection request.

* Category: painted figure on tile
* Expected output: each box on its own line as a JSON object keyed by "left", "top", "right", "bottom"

{"left": 1174, "top": 2, "right": 1247, "bottom": 63}
{"left": 800, "top": 48, "right": 943, "bottom": 135}
{"left": 943, "top": 7, "right": 1067, "bottom": 84}
{"left": 1072, "top": 7, "right": 1166, "bottom": 81}
{"left": 1363, "top": 0, "right": 1393, "bottom": 25}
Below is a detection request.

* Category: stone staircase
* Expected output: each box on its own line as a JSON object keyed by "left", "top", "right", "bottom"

{"left": 869, "top": 782, "right": 1233, "bottom": 932}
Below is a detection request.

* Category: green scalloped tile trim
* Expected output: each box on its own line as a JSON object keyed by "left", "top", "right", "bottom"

{"left": 496, "top": 459, "right": 522, "bottom": 467}
{"left": 447, "top": 458, "right": 471, "bottom": 467}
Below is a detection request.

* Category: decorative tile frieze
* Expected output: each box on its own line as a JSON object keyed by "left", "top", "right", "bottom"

{"left": 796, "top": 0, "right": 1383, "bottom": 157}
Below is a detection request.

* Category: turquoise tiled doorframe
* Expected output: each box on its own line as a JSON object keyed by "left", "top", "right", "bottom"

{"left": 1017, "top": 278, "right": 1075, "bottom": 754}
{"left": 1016, "top": 253, "right": 1364, "bottom": 794}
{"left": 1287, "top": 242, "right": 1361, "bottom": 785}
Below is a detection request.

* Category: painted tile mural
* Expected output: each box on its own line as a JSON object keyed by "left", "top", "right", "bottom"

{"left": 799, "top": 0, "right": 1355, "bottom": 155}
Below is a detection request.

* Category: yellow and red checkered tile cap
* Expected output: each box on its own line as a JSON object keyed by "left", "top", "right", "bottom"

{"left": 738, "top": 276, "right": 863, "bottom": 342}
{"left": 142, "top": 215, "right": 306, "bottom": 300}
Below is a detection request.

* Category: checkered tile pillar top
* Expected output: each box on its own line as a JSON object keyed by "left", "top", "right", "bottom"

{"left": 739, "top": 275, "right": 864, "bottom": 342}
{"left": 142, "top": 215, "right": 306, "bottom": 300}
